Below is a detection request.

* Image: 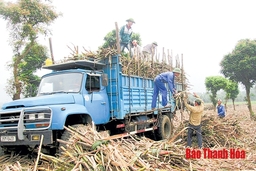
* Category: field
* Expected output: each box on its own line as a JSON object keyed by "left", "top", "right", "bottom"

{"left": 0, "top": 103, "right": 256, "bottom": 170}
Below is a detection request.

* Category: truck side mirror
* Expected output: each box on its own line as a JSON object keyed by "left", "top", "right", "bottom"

{"left": 101, "top": 74, "right": 108, "bottom": 86}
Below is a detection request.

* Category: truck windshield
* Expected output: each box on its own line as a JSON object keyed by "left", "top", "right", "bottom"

{"left": 38, "top": 73, "right": 83, "bottom": 95}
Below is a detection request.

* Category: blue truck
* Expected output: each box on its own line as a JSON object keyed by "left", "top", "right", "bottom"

{"left": 0, "top": 55, "right": 182, "bottom": 154}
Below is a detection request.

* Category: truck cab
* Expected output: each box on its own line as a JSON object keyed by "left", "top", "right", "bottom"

{"left": 0, "top": 60, "right": 111, "bottom": 153}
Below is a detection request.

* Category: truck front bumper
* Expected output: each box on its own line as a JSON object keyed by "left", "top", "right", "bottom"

{"left": 0, "top": 130, "right": 53, "bottom": 146}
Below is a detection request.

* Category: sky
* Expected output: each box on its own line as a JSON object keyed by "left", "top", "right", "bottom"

{"left": 1, "top": 0, "right": 256, "bottom": 104}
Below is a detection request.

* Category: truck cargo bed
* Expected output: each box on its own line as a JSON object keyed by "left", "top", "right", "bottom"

{"left": 103, "top": 55, "right": 176, "bottom": 119}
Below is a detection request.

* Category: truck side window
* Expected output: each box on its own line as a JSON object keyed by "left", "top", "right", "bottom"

{"left": 86, "top": 75, "right": 100, "bottom": 92}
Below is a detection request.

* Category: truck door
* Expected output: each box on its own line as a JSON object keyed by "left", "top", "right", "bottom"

{"left": 83, "top": 73, "right": 109, "bottom": 124}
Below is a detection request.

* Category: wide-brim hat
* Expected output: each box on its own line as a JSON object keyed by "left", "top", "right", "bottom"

{"left": 173, "top": 68, "right": 181, "bottom": 74}
{"left": 126, "top": 18, "right": 135, "bottom": 23}
{"left": 152, "top": 41, "right": 158, "bottom": 46}
{"left": 195, "top": 98, "right": 202, "bottom": 105}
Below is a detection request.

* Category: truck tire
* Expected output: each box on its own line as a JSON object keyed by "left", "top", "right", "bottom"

{"left": 58, "top": 124, "right": 87, "bottom": 154}
{"left": 155, "top": 115, "right": 173, "bottom": 140}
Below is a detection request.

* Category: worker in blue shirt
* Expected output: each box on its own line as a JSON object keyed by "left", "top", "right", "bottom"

{"left": 151, "top": 68, "right": 181, "bottom": 110}
{"left": 217, "top": 99, "right": 225, "bottom": 118}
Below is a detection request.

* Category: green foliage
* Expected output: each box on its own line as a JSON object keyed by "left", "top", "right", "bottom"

{"left": 131, "top": 33, "right": 142, "bottom": 46}
{"left": 220, "top": 39, "right": 256, "bottom": 118}
{"left": 0, "top": 0, "right": 60, "bottom": 51}
{"left": 220, "top": 39, "right": 256, "bottom": 86}
{"left": 205, "top": 76, "right": 227, "bottom": 107}
{"left": 0, "top": 0, "right": 59, "bottom": 99}
{"left": 101, "top": 29, "right": 142, "bottom": 48}
{"left": 19, "top": 43, "right": 48, "bottom": 97}
{"left": 19, "top": 43, "right": 48, "bottom": 79}
{"left": 102, "top": 29, "right": 117, "bottom": 48}
{"left": 22, "top": 75, "right": 41, "bottom": 97}
{"left": 224, "top": 80, "right": 239, "bottom": 101}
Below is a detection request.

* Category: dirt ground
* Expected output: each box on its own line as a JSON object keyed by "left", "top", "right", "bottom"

{"left": 0, "top": 103, "right": 256, "bottom": 170}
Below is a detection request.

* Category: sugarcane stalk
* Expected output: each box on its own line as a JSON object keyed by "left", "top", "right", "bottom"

{"left": 33, "top": 135, "right": 44, "bottom": 171}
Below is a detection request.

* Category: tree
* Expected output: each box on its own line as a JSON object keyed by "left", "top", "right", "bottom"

{"left": 220, "top": 39, "right": 256, "bottom": 119}
{"left": 224, "top": 80, "right": 239, "bottom": 111}
{"left": 19, "top": 43, "right": 49, "bottom": 97}
{"left": 102, "top": 29, "right": 142, "bottom": 49}
{"left": 0, "top": 0, "right": 59, "bottom": 100}
{"left": 102, "top": 29, "right": 117, "bottom": 48}
{"left": 205, "top": 76, "right": 227, "bottom": 110}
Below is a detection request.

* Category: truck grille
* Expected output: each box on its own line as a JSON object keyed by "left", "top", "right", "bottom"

{"left": 0, "top": 107, "right": 52, "bottom": 130}
{"left": 0, "top": 112, "right": 20, "bottom": 125}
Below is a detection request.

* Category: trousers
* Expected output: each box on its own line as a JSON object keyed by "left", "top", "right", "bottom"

{"left": 151, "top": 77, "right": 168, "bottom": 108}
{"left": 120, "top": 43, "right": 131, "bottom": 52}
{"left": 187, "top": 124, "right": 202, "bottom": 148}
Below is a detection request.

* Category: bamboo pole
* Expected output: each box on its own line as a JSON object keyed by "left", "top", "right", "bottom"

{"left": 162, "top": 47, "right": 165, "bottom": 64}
{"left": 181, "top": 53, "right": 184, "bottom": 91}
{"left": 138, "top": 54, "right": 141, "bottom": 76}
{"left": 170, "top": 50, "right": 173, "bottom": 69}
{"left": 49, "top": 38, "right": 55, "bottom": 64}
{"left": 115, "top": 22, "right": 121, "bottom": 54}
{"left": 167, "top": 49, "right": 170, "bottom": 65}
{"left": 152, "top": 48, "right": 155, "bottom": 69}
{"left": 33, "top": 135, "right": 44, "bottom": 171}
{"left": 162, "top": 47, "right": 165, "bottom": 73}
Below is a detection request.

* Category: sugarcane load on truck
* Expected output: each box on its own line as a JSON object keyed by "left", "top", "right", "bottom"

{"left": 0, "top": 49, "right": 186, "bottom": 154}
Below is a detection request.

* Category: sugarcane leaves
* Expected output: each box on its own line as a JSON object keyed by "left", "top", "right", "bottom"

{"left": 91, "top": 140, "right": 109, "bottom": 150}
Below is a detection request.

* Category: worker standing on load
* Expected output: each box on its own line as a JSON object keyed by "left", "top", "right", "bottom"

{"left": 151, "top": 68, "right": 181, "bottom": 110}
{"left": 119, "top": 18, "right": 135, "bottom": 53}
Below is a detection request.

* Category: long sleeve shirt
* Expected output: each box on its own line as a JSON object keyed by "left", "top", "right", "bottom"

{"left": 142, "top": 43, "right": 156, "bottom": 55}
{"left": 158, "top": 72, "right": 176, "bottom": 93}
{"left": 217, "top": 105, "right": 225, "bottom": 117}
{"left": 184, "top": 95, "right": 204, "bottom": 126}
{"left": 119, "top": 25, "right": 133, "bottom": 44}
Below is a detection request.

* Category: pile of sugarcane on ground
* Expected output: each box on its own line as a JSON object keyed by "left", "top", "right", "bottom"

{"left": 175, "top": 115, "right": 243, "bottom": 148}
{"left": 41, "top": 126, "right": 189, "bottom": 171}
{"left": 0, "top": 126, "right": 189, "bottom": 171}
{"left": 1, "top": 107, "right": 256, "bottom": 171}
{"left": 173, "top": 105, "right": 256, "bottom": 170}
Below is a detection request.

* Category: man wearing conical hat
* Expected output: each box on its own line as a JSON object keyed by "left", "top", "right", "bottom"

{"left": 142, "top": 42, "right": 158, "bottom": 61}
{"left": 119, "top": 18, "right": 135, "bottom": 53}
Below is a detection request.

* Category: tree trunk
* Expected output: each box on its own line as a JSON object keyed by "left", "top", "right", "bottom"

{"left": 224, "top": 97, "right": 228, "bottom": 112}
{"left": 245, "top": 85, "right": 255, "bottom": 119}
{"left": 232, "top": 99, "right": 235, "bottom": 110}
{"left": 12, "top": 43, "right": 34, "bottom": 100}
{"left": 12, "top": 58, "right": 21, "bottom": 100}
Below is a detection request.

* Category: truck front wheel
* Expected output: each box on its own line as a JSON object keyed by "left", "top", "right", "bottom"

{"left": 155, "top": 115, "right": 173, "bottom": 140}
{"left": 58, "top": 124, "right": 87, "bottom": 154}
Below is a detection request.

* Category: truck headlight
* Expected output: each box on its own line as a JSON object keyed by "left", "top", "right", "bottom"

{"left": 38, "top": 113, "right": 45, "bottom": 119}
{"left": 29, "top": 114, "right": 36, "bottom": 120}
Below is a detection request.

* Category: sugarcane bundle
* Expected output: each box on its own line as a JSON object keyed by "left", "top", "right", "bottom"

{"left": 60, "top": 46, "right": 188, "bottom": 88}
